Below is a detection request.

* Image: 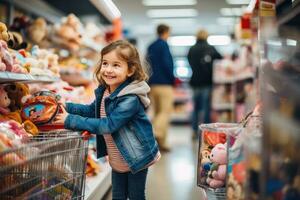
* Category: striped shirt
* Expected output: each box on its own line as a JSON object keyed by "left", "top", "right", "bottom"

{"left": 101, "top": 88, "right": 160, "bottom": 172}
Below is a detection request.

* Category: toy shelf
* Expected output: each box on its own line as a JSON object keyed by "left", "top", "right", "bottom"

{"left": 0, "top": 72, "right": 60, "bottom": 84}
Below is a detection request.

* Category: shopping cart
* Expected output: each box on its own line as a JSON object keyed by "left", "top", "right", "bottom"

{"left": 0, "top": 130, "right": 88, "bottom": 200}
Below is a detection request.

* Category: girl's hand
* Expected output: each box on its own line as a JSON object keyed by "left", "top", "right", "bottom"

{"left": 54, "top": 106, "right": 68, "bottom": 124}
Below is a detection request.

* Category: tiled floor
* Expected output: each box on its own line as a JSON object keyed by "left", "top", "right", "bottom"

{"left": 102, "top": 125, "right": 206, "bottom": 200}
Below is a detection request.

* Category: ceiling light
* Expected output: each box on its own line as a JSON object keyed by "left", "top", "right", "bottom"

{"left": 287, "top": 39, "right": 297, "bottom": 46}
{"left": 152, "top": 18, "right": 197, "bottom": 25}
{"left": 90, "top": 0, "right": 121, "bottom": 21}
{"left": 147, "top": 9, "right": 198, "bottom": 18}
{"left": 220, "top": 7, "right": 246, "bottom": 16}
{"left": 143, "top": 0, "right": 197, "bottom": 6}
{"left": 168, "top": 36, "right": 196, "bottom": 46}
{"left": 226, "top": 0, "right": 251, "bottom": 5}
{"left": 207, "top": 35, "right": 231, "bottom": 46}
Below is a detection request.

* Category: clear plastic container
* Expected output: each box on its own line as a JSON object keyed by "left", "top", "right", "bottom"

{"left": 197, "top": 123, "right": 240, "bottom": 192}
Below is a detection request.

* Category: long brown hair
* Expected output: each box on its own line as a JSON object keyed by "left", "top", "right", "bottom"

{"left": 95, "top": 40, "right": 148, "bottom": 85}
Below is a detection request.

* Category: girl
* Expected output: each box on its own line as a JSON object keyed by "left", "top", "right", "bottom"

{"left": 55, "top": 40, "right": 160, "bottom": 200}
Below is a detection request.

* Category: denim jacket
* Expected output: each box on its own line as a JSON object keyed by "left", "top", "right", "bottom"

{"left": 64, "top": 79, "right": 159, "bottom": 173}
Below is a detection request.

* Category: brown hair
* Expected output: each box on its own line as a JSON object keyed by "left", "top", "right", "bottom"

{"left": 157, "top": 24, "right": 170, "bottom": 36}
{"left": 196, "top": 29, "right": 208, "bottom": 40}
{"left": 95, "top": 40, "right": 149, "bottom": 85}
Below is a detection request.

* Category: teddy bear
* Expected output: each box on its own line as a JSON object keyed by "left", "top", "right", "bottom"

{"left": 200, "top": 148, "right": 212, "bottom": 184}
{"left": 27, "top": 18, "right": 47, "bottom": 45}
{"left": 1, "top": 84, "right": 38, "bottom": 135}
{"left": 206, "top": 143, "right": 227, "bottom": 188}
{"left": 55, "top": 14, "right": 82, "bottom": 50}
{"left": 0, "top": 22, "right": 9, "bottom": 42}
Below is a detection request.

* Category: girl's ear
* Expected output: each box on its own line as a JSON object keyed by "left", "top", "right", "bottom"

{"left": 127, "top": 67, "right": 135, "bottom": 77}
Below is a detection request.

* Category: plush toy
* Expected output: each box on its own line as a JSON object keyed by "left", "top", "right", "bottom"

{"left": 1, "top": 85, "right": 38, "bottom": 135}
{"left": 55, "top": 14, "right": 82, "bottom": 50}
{"left": 200, "top": 149, "right": 212, "bottom": 184}
{"left": 5, "top": 83, "right": 30, "bottom": 111}
{"left": 27, "top": 18, "right": 48, "bottom": 45}
{"left": 207, "top": 143, "right": 227, "bottom": 188}
{"left": 7, "top": 31, "right": 27, "bottom": 50}
{"left": 0, "top": 22, "right": 9, "bottom": 42}
{"left": 0, "top": 40, "right": 28, "bottom": 73}
{"left": 0, "top": 86, "right": 11, "bottom": 115}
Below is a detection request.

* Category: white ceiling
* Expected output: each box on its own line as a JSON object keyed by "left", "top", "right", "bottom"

{"left": 113, "top": 0, "right": 243, "bottom": 56}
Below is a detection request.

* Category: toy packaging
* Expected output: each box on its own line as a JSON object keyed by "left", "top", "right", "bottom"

{"left": 197, "top": 123, "right": 240, "bottom": 192}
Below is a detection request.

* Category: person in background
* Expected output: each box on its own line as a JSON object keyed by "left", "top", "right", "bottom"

{"left": 146, "top": 24, "right": 175, "bottom": 152}
{"left": 187, "top": 29, "right": 222, "bottom": 140}
{"left": 55, "top": 40, "right": 160, "bottom": 200}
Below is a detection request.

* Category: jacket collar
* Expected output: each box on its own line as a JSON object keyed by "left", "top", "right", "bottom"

{"left": 94, "top": 78, "right": 133, "bottom": 100}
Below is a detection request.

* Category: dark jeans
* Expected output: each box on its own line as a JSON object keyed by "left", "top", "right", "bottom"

{"left": 191, "top": 86, "right": 212, "bottom": 135}
{"left": 112, "top": 168, "right": 148, "bottom": 200}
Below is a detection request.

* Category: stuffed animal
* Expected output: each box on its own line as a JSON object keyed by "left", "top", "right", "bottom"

{"left": 0, "top": 40, "right": 27, "bottom": 73}
{"left": 55, "top": 14, "right": 82, "bottom": 50}
{"left": 0, "top": 86, "right": 11, "bottom": 115}
{"left": 207, "top": 143, "right": 227, "bottom": 188}
{"left": 0, "top": 22, "right": 9, "bottom": 42}
{"left": 27, "top": 18, "right": 48, "bottom": 45}
{"left": 1, "top": 85, "right": 38, "bottom": 135}
{"left": 5, "top": 83, "right": 30, "bottom": 111}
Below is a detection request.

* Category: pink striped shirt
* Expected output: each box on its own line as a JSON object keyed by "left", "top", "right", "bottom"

{"left": 101, "top": 89, "right": 160, "bottom": 172}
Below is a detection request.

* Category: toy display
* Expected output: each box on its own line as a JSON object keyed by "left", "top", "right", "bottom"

{"left": 197, "top": 123, "right": 239, "bottom": 191}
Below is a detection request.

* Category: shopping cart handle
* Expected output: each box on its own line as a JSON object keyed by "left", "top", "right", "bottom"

{"left": 82, "top": 131, "right": 92, "bottom": 140}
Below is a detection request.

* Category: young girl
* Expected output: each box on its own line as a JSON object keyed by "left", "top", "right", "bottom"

{"left": 55, "top": 40, "right": 160, "bottom": 200}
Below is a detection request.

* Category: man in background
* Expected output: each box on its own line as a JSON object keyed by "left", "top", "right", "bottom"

{"left": 147, "top": 24, "right": 175, "bottom": 152}
{"left": 187, "top": 29, "right": 222, "bottom": 140}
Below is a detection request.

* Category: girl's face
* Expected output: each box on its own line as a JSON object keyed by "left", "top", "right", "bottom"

{"left": 100, "top": 50, "right": 134, "bottom": 92}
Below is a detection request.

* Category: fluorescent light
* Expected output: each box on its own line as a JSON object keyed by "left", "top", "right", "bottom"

{"left": 220, "top": 7, "right": 246, "bottom": 16}
{"left": 151, "top": 18, "right": 196, "bottom": 25}
{"left": 217, "top": 17, "right": 236, "bottom": 25}
{"left": 143, "top": 0, "right": 197, "bottom": 6}
{"left": 246, "top": 0, "right": 257, "bottom": 12}
{"left": 267, "top": 40, "right": 282, "bottom": 46}
{"left": 226, "top": 0, "right": 251, "bottom": 4}
{"left": 168, "top": 36, "right": 196, "bottom": 46}
{"left": 90, "top": 0, "right": 121, "bottom": 21}
{"left": 147, "top": 9, "right": 198, "bottom": 18}
{"left": 287, "top": 39, "right": 297, "bottom": 46}
{"left": 207, "top": 35, "right": 231, "bottom": 46}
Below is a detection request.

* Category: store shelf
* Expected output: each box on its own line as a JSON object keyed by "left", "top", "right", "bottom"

{"left": 171, "top": 112, "right": 190, "bottom": 123}
{"left": 213, "top": 78, "right": 234, "bottom": 84}
{"left": 85, "top": 161, "right": 112, "bottom": 200}
{"left": 212, "top": 103, "right": 234, "bottom": 111}
{"left": 0, "top": 72, "right": 60, "bottom": 83}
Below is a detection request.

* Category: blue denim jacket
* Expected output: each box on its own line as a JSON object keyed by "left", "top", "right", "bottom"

{"left": 64, "top": 79, "right": 159, "bottom": 173}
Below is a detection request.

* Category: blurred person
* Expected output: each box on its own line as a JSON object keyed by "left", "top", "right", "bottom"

{"left": 146, "top": 24, "right": 175, "bottom": 152}
{"left": 187, "top": 29, "right": 222, "bottom": 139}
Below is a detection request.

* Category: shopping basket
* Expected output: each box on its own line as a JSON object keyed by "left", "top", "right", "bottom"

{"left": 0, "top": 130, "right": 88, "bottom": 200}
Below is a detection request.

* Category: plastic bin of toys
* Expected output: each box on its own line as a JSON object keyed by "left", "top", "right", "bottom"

{"left": 197, "top": 123, "right": 241, "bottom": 199}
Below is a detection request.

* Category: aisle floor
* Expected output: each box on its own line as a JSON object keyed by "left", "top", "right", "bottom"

{"left": 102, "top": 125, "right": 206, "bottom": 200}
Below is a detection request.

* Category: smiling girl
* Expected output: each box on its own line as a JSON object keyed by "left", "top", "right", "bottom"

{"left": 55, "top": 40, "right": 160, "bottom": 200}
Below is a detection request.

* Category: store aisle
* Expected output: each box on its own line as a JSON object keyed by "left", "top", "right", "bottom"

{"left": 102, "top": 125, "right": 206, "bottom": 200}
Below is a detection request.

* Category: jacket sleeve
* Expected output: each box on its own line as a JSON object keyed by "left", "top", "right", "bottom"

{"left": 161, "top": 43, "right": 175, "bottom": 83}
{"left": 65, "top": 100, "right": 96, "bottom": 118}
{"left": 64, "top": 96, "right": 139, "bottom": 134}
{"left": 212, "top": 47, "right": 223, "bottom": 60}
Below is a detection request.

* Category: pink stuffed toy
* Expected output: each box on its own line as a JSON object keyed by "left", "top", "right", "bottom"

{"left": 206, "top": 143, "right": 227, "bottom": 188}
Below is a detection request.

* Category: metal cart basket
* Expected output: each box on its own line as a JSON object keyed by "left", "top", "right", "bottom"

{"left": 0, "top": 130, "right": 88, "bottom": 200}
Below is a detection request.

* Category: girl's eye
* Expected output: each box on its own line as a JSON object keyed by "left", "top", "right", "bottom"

{"left": 113, "top": 64, "right": 120, "bottom": 68}
{"left": 102, "top": 62, "right": 108, "bottom": 67}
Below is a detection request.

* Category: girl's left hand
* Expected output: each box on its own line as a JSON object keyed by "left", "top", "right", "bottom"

{"left": 54, "top": 106, "right": 68, "bottom": 124}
